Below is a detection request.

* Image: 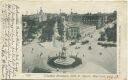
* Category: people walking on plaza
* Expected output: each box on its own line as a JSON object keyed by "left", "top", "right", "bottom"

{"left": 27, "top": 66, "right": 30, "bottom": 73}
{"left": 76, "top": 52, "right": 78, "bottom": 57}
{"left": 23, "top": 54, "right": 24, "bottom": 57}
{"left": 40, "top": 52, "right": 43, "bottom": 57}
{"left": 83, "top": 54, "right": 84, "bottom": 57}
{"left": 31, "top": 47, "right": 34, "bottom": 54}
{"left": 99, "top": 52, "right": 102, "bottom": 55}
{"left": 88, "top": 46, "right": 92, "bottom": 50}
{"left": 48, "top": 55, "right": 50, "bottom": 60}
{"left": 57, "top": 68, "right": 59, "bottom": 71}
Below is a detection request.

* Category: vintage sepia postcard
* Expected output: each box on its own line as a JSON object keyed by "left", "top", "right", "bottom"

{"left": 0, "top": 0, "right": 127, "bottom": 80}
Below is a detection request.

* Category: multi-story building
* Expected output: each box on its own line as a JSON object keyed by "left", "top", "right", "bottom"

{"left": 66, "top": 22, "right": 80, "bottom": 40}
{"left": 68, "top": 9, "right": 82, "bottom": 22}
{"left": 67, "top": 27, "right": 80, "bottom": 40}
{"left": 82, "top": 13, "right": 108, "bottom": 29}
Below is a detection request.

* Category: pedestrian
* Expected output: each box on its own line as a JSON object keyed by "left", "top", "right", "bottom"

{"left": 40, "top": 52, "right": 43, "bottom": 57}
{"left": 27, "top": 67, "right": 30, "bottom": 73}
{"left": 31, "top": 48, "right": 34, "bottom": 54}
{"left": 88, "top": 46, "right": 92, "bottom": 50}
{"left": 91, "top": 35, "right": 93, "bottom": 38}
{"left": 76, "top": 54, "right": 77, "bottom": 57}
{"left": 48, "top": 55, "right": 50, "bottom": 60}
{"left": 23, "top": 60, "right": 25, "bottom": 65}
{"left": 57, "top": 68, "right": 59, "bottom": 71}
{"left": 99, "top": 52, "right": 102, "bottom": 55}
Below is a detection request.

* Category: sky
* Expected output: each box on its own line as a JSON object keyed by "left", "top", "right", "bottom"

{"left": 13, "top": 0, "right": 121, "bottom": 15}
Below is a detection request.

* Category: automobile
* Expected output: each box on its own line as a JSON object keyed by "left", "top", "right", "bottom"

{"left": 81, "top": 40, "right": 89, "bottom": 45}
{"left": 75, "top": 46, "right": 80, "bottom": 49}
{"left": 69, "top": 41, "right": 76, "bottom": 46}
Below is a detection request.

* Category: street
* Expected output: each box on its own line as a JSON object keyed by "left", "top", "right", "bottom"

{"left": 22, "top": 21, "right": 116, "bottom": 73}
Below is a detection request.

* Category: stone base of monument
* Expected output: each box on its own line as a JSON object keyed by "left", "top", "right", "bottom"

{"left": 47, "top": 56, "right": 82, "bottom": 69}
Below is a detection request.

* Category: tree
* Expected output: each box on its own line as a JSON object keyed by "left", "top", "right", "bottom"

{"left": 39, "top": 17, "right": 56, "bottom": 42}
{"left": 105, "top": 23, "right": 117, "bottom": 42}
{"left": 57, "top": 16, "right": 65, "bottom": 41}
{"left": 76, "top": 34, "right": 81, "bottom": 41}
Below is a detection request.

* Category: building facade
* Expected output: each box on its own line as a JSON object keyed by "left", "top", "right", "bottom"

{"left": 66, "top": 27, "right": 80, "bottom": 40}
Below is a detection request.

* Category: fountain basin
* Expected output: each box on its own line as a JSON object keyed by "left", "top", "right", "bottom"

{"left": 47, "top": 56, "right": 82, "bottom": 69}
{"left": 54, "top": 57, "right": 75, "bottom": 65}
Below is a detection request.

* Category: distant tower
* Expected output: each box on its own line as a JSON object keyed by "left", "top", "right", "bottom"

{"left": 60, "top": 9, "right": 61, "bottom": 14}
{"left": 71, "top": 9, "right": 73, "bottom": 14}
{"left": 39, "top": 7, "right": 43, "bottom": 22}
{"left": 69, "top": 9, "right": 73, "bottom": 21}
{"left": 38, "top": 7, "right": 47, "bottom": 22}
{"left": 39, "top": 7, "right": 43, "bottom": 14}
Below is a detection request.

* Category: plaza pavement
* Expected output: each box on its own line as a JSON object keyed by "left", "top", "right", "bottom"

{"left": 22, "top": 21, "right": 116, "bottom": 74}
